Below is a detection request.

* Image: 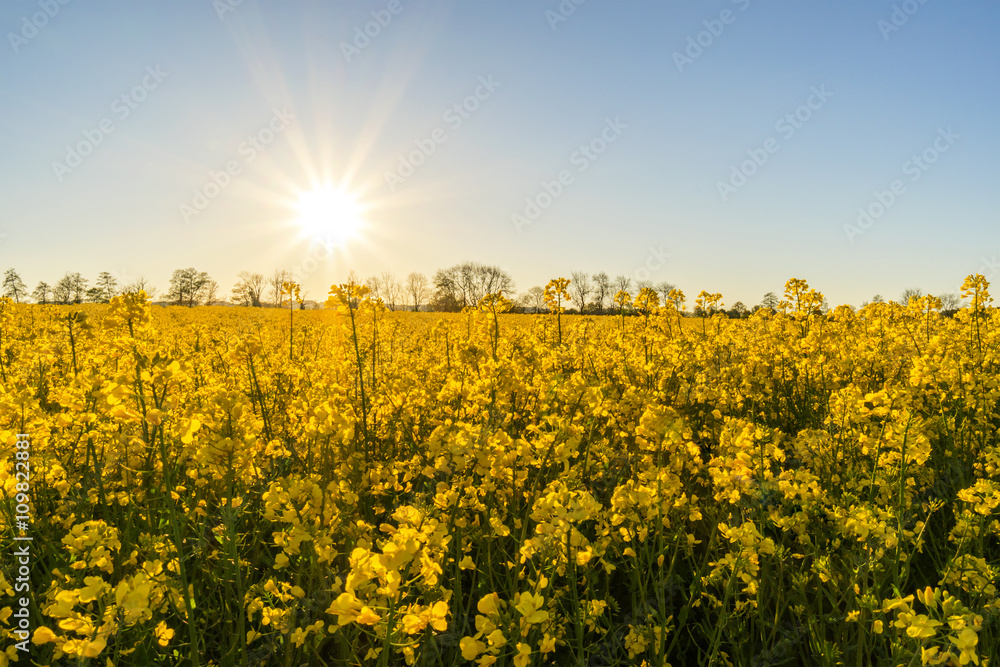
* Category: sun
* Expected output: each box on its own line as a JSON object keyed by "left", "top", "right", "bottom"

{"left": 294, "top": 186, "right": 365, "bottom": 243}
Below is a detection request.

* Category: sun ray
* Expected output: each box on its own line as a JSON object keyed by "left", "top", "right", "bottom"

{"left": 293, "top": 185, "right": 366, "bottom": 246}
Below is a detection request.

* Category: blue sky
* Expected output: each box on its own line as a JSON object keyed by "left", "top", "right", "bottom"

{"left": 1, "top": 0, "right": 997, "bottom": 307}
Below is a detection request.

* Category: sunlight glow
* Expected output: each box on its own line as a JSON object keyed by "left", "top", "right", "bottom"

{"left": 294, "top": 186, "right": 365, "bottom": 244}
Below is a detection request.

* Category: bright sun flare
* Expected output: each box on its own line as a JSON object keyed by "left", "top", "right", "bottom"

{"left": 295, "top": 186, "right": 365, "bottom": 243}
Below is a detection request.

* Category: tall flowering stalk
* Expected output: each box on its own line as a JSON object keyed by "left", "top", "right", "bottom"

{"left": 327, "top": 283, "right": 373, "bottom": 462}
{"left": 544, "top": 278, "right": 571, "bottom": 345}
{"left": 282, "top": 280, "right": 302, "bottom": 360}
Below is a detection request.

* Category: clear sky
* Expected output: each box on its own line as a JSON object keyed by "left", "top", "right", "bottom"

{"left": 2, "top": 0, "right": 998, "bottom": 308}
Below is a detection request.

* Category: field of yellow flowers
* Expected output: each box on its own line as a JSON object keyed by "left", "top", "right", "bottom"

{"left": 1, "top": 276, "right": 998, "bottom": 666}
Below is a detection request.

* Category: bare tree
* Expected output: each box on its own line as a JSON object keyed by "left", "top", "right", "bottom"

{"left": 70, "top": 273, "right": 88, "bottom": 303}
{"left": 938, "top": 293, "right": 962, "bottom": 313}
{"left": 124, "top": 276, "right": 158, "bottom": 300}
{"left": 431, "top": 269, "right": 462, "bottom": 312}
{"left": 365, "top": 274, "right": 384, "bottom": 303}
{"left": 521, "top": 286, "right": 546, "bottom": 313}
{"left": 268, "top": 269, "right": 293, "bottom": 306}
{"left": 479, "top": 265, "right": 515, "bottom": 299}
{"left": 204, "top": 280, "right": 220, "bottom": 305}
{"left": 329, "top": 270, "right": 366, "bottom": 309}
{"left": 569, "top": 272, "right": 592, "bottom": 312}
{"left": 655, "top": 281, "right": 675, "bottom": 305}
{"left": 406, "top": 272, "right": 430, "bottom": 312}
{"left": 325, "top": 270, "right": 365, "bottom": 309}
{"left": 231, "top": 271, "right": 265, "bottom": 307}
{"left": 380, "top": 272, "right": 401, "bottom": 310}
{"left": 592, "top": 272, "right": 611, "bottom": 314}
{"left": 613, "top": 275, "right": 633, "bottom": 299}
{"left": 898, "top": 287, "right": 923, "bottom": 306}
{"left": 53, "top": 272, "right": 87, "bottom": 304}
{"left": 32, "top": 281, "right": 52, "bottom": 304}
{"left": 433, "top": 262, "right": 515, "bottom": 311}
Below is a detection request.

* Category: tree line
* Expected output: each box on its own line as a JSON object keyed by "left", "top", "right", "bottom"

{"left": 1, "top": 268, "right": 298, "bottom": 308}
{"left": 0, "top": 265, "right": 963, "bottom": 314}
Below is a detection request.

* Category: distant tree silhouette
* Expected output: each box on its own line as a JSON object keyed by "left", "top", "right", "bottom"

{"left": 406, "top": 272, "right": 430, "bottom": 312}
{"left": 433, "top": 262, "right": 514, "bottom": 311}
{"left": 31, "top": 281, "right": 52, "bottom": 304}
{"left": 231, "top": 271, "right": 265, "bottom": 308}
{"left": 168, "top": 268, "right": 211, "bottom": 307}
{"left": 2, "top": 269, "right": 27, "bottom": 302}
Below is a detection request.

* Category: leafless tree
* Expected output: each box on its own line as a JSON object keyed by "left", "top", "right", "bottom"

{"left": 521, "top": 286, "right": 546, "bottom": 313}
{"left": 406, "top": 272, "right": 430, "bottom": 312}
{"left": 380, "top": 272, "right": 401, "bottom": 310}
{"left": 898, "top": 287, "right": 923, "bottom": 306}
{"left": 32, "top": 281, "right": 52, "bottom": 304}
{"left": 613, "top": 275, "right": 633, "bottom": 299}
{"left": 204, "top": 280, "right": 220, "bottom": 305}
{"left": 592, "top": 272, "right": 611, "bottom": 314}
{"left": 268, "top": 269, "right": 293, "bottom": 306}
{"left": 655, "top": 281, "right": 675, "bottom": 305}
{"left": 53, "top": 272, "right": 88, "bottom": 304}
{"left": 569, "top": 272, "right": 592, "bottom": 312}
{"left": 124, "top": 276, "right": 159, "bottom": 300}
{"left": 231, "top": 271, "right": 265, "bottom": 307}
{"left": 366, "top": 275, "right": 382, "bottom": 302}
{"left": 333, "top": 270, "right": 364, "bottom": 309}
{"left": 938, "top": 293, "right": 962, "bottom": 312}
{"left": 433, "top": 262, "right": 515, "bottom": 311}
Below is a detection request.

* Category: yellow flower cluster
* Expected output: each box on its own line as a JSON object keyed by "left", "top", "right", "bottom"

{"left": 0, "top": 276, "right": 996, "bottom": 665}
